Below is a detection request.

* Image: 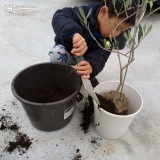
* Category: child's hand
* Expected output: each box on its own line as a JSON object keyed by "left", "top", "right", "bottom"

{"left": 71, "top": 33, "right": 88, "bottom": 56}
{"left": 74, "top": 60, "right": 92, "bottom": 79}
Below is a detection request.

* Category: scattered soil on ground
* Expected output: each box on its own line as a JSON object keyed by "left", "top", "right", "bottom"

{"left": 80, "top": 96, "right": 94, "bottom": 133}
{"left": 0, "top": 112, "right": 33, "bottom": 155}
{"left": 73, "top": 154, "right": 82, "bottom": 160}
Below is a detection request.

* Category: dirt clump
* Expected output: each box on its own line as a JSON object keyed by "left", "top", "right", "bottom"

{"left": 97, "top": 91, "right": 129, "bottom": 115}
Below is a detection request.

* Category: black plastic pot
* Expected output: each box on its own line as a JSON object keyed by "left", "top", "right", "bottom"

{"left": 11, "top": 62, "right": 81, "bottom": 131}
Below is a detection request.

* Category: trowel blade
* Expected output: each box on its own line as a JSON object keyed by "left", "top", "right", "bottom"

{"left": 75, "top": 55, "right": 100, "bottom": 105}
{"left": 81, "top": 77, "right": 100, "bottom": 105}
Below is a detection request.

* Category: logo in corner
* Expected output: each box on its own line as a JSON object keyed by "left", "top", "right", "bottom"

{"left": 3, "top": 3, "right": 13, "bottom": 13}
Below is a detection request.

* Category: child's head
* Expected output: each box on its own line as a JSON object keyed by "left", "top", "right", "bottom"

{"left": 98, "top": 0, "right": 140, "bottom": 38}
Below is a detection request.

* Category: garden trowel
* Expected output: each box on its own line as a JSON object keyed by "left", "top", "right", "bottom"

{"left": 75, "top": 56, "right": 100, "bottom": 105}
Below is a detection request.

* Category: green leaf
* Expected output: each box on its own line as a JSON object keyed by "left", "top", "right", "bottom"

{"left": 128, "top": 38, "right": 133, "bottom": 47}
{"left": 78, "top": 7, "right": 87, "bottom": 25}
{"left": 76, "top": 11, "right": 83, "bottom": 23}
{"left": 138, "top": 1, "right": 147, "bottom": 20}
{"left": 123, "top": 32, "right": 128, "bottom": 41}
{"left": 86, "top": 9, "right": 92, "bottom": 18}
{"left": 78, "top": 7, "right": 85, "bottom": 18}
{"left": 149, "top": 0, "right": 153, "bottom": 11}
{"left": 80, "top": 21, "right": 85, "bottom": 26}
{"left": 143, "top": 23, "right": 146, "bottom": 33}
{"left": 121, "top": 0, "right": 126, "bottom": 4}
{"left": 114, "top": 9, "right": 118, "bottom": 15}
{"left": 138, "top": 24, "right": 143, "bottom": 43}
{"left": 112, "top": 0, "right": 117, "bottom": 4}
{"left": 127, "top": 29, "right": 131, "bottom": 37}
{"left": 126, "top": 0, "right": 132, "bottom": 8}
{"left": 103, "top": 38, "right": 107, "bottom": 48}
{"left": 129, "top": 0, "right": 133, "bottom": 6}
{"left": 114, "top": 40, "right": 120, "bottom": 49}
{"left": 146, "top": 23, "right": 152, "bottom": 35}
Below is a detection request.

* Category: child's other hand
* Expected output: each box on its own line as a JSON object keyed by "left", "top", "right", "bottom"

{"left": 74, "top": 60, "right": 92, "bottom": 79}
{"left": 71, "top": 33, "right": 88, "bottom": 56}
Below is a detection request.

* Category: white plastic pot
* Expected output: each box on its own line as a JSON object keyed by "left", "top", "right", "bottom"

{"left": 93, "top": 81, "right": 143, "bottom": 139}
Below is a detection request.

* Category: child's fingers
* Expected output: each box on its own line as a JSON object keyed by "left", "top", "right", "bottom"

{"left": 76, "top": 65, "right": 90, "bottom": 72}
{"left": 72, "top": 33, "right": 82, "bottom": 44}
{"left": 73, "top": 37, "right": 86, "bottom": 48}
{"left": 72, "top": 33, "right": 88, "bottom": 56}
{"left": 74, "top": 64, "right": 90, "bottom": 79}
{"left": 82, "top": 74, "right": 90, "bottom": 79}
{"left": 71, "top": 46, "right": 87, "bottom": 56}
{"left": 74, "top": 61, "right": 92, "bottom": 79}
{"left": 77, "top": 70, "right": 90, "bottom": 75}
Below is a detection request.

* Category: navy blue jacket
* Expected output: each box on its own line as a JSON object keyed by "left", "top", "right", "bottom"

{"left": 52, "top": 3, "right": 127, "bottom": 80}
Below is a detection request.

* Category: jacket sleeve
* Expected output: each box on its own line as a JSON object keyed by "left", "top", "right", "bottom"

{"left": 84, "top": 48, "right": 111, "bottom": 80}
{"left": 52, "top": 7, "right": 84, "bottom": 45}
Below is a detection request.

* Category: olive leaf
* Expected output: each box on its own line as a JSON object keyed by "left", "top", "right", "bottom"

{"left": 138, "top": 23, "right": 152, "bottom": 44}
{"left": 123, "top": 32, "right": 128, "bottom": 41}
{"left": 76, "top": 12, "right": 84, "bottom": 23}
{"left": 138, "top": 0, "right": 147, "bottom": 20}
{"left": 138, "top": 24, "right": 143, "bottom": 43}
{"left": 112, "top": 0, "right": 117, "bottom": 3}
{"left": 149, "top": 0, "right": 153, "bottom": 11}
{"left": 125, "top": 0, "right": 132, "bottom": 8}
{"left": 86, "top": 9, "right": 92, "bottom": 18}
{"left": 76, "top": 7, "right": 87, "bottom": 26}
{"left": 103, "top": 38, "right": 107, "bottom": 48}
{"left": 146, "top": 22, "right": 152, "bottom": 36}
{"left": 124, "top": 30, "right": 134, "bottom": 48}
{"left": 143, "top": 23, "right": 146, "bottom": 33}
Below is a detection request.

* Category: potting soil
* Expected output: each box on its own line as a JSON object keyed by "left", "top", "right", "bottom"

{"left": 96, "top": 91, "right": 129, "bottom": 115}
{"left": 20, "top": 80, "right": 75, "bottom": 103}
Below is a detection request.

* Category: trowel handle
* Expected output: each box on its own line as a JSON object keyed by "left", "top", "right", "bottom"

{"left": 75, "top": 56, "right": 84, "bottom": 64}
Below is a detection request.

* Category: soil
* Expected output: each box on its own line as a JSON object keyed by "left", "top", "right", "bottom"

{"left": 97, "top": 90, "right": 129, "bottom": 115}
{"left": 5, "top": 132, "right": 32, "bottom": 154}
{"left": 80, "top": 91, "right": 129, "bottom": 132}
{"left": 80, "top": 96, "right": 94, "bottom": 133}
{"left": 20, "top": 80, "right": 75, "bottom": 103}
{"left": 0, "top": 112, "right": 33, "bottom": 155}
{"left": 73, "top": 154, "right": 82, "bottom": 160}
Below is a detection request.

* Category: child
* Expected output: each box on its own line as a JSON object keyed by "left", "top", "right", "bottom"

{"left": 49, "top": 0, "right": 139, "bottom": 87}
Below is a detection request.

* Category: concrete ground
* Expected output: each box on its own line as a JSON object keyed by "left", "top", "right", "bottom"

{"left": 0, "top": 0, "right": 160, "bottom": 160}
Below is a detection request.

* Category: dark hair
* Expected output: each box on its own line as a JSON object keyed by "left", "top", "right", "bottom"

{"left": 101, "top": 0, "right": 141, "bottom": 25}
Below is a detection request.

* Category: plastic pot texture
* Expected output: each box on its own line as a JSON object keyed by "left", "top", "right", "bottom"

{"left": 93, "top": 81, "right": 143, "bottom": 139}
{"left": 11, "top": 63, "right": 81, "bottom": 131}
